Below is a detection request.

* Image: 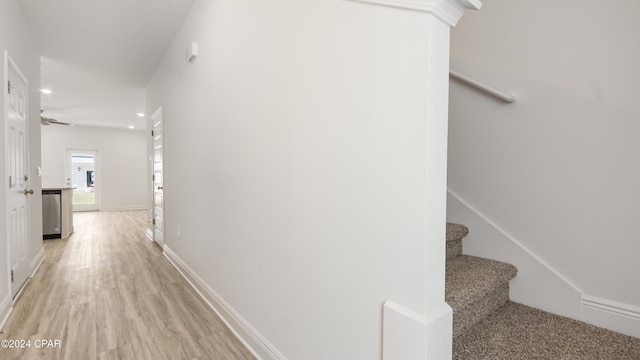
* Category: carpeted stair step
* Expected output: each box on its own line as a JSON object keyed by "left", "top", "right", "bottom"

{"left": 446, "top": 255, "right": 517, "bottom": 337}
{"left": 453, "top": 301, "right": 640, "bottom": 359}
{"left": 446, "top": 223, "right": 469, "bottom": 259}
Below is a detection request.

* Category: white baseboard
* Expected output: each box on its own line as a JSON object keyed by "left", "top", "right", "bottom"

{"left": 30, "top": 246, "right": 45, "bottom": 277}
{"left": 0, "top": 294, "right": 12, "bottom": 330}
{"left": 145, "top": 228, "right": 153, "bottom": 242}
{"left": 582, "top": 295, "right": 640, "bottom": 338}
{"left": 163, "top": 246, "right": 287, "bottom": 360}
{"left": 383, "top": 301, "right": 427, "bottom": 359}
{"left": 382, "top": 301, "right": 453, "bottom": 360}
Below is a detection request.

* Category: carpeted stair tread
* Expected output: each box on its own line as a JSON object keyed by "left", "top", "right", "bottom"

{"left": 446, "top": 223, "right": 469, "bottom": 243}
{"left": 446, "top": 223, "right": 468, "bottom": 259}
{"left": 446, "top": 255, "right": 517, "bottom": 311}
{"left": 453, "top": 301, "right": 640, "bottom": 359}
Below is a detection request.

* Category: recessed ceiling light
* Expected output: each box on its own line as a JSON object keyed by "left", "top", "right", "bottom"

{"left": 136, "top": 113, "right": 145, "bottom": 117}
{"left": 128, "top": 125, "right": 135, "bottom": 129}
{"left": 40, "top": 89, "right": 53, "bottom": 94}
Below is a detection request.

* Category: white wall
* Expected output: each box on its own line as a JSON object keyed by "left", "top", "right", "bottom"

{"left": 41, "top": 125, "right": 147, "bottom": 211}
{"left": 448, "top": 0, "right": 640, "bottom": 316}
{"left": 147, "top": 0, "right": 473, "bottom": 358}
{"left": 0, "top": 0, "right": 42, "bottom": 326}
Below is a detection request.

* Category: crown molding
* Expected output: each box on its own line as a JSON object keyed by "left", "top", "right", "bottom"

{"left": 347, "top": 0, "right": 481, "bottom": 27}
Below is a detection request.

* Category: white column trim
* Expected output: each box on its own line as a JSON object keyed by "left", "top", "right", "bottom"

{"left": 346, "top": 0, "right": 481, "bottom": 27}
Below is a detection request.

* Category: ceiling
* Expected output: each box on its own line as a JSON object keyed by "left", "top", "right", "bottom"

{"left": 19, "top": 0, "right": 197, "bottom": 130}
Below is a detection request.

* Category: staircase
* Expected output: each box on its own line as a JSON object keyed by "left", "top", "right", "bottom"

{"left": 446, "top": 223, "right": 518, "bottom": 337}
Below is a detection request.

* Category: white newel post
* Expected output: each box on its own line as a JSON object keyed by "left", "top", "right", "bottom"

{"left": 348, "top": 0, "right": 481, "bottom": 359}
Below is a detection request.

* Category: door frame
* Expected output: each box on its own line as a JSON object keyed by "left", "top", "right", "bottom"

{"left": 65, "top": 148, "right": 100, "bottom": 212}
{"left": 150, "top": 106, "right": 164, "bottom": 249}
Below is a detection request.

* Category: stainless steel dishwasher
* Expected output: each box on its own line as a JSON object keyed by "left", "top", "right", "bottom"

{"left": 42, "top": 189, "right": 62, "bottom": 239}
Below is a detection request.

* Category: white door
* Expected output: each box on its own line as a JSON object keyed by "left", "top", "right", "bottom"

{"left": 151, "top": 107, "right": 164, "bottom": 249}
{"left": 66, "top": 149, "right": 99, "bottom": 212}
{"left": 5, "top": 53, "right": 32, "bottom": 298}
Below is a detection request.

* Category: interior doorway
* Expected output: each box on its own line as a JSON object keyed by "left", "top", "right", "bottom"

{"left": 151, "top": 107, "right": 164, "bottom": 249}
{"left": 66, "top": 149, "right": 99, "bottom": 211}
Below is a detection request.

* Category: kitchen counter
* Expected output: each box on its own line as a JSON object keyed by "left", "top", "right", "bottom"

{"left": 42, "top": 188, "right": 74, "bottom": 239}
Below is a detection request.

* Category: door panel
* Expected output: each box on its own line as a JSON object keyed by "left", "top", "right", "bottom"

{"left": 5, "top": 54, "right": 31, "bottom": 298}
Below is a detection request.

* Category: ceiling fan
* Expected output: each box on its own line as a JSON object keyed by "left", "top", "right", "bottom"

{"left": 41, "top": 110, "right": 72, "bottom": 126}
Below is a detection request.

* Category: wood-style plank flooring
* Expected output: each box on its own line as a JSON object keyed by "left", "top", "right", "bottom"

{"left": 0, "top": 211, "right": 256, "bottom": 360}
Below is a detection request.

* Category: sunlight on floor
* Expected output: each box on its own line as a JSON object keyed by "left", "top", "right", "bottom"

{"left": 73, "top": 191, "right": 95, "bottom": 205}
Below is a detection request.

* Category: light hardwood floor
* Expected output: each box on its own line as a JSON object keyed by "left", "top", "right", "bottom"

{"left": 0, "top": 211, "right": 256, "bottom": 360}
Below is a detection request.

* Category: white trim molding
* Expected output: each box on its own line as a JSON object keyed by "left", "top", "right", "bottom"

{"left": 145, "top": 228, "right": 154, "bottom": 242}
{"left": 382, "top": 301, "right": 453, "bottom": 360}
{"left": 448, "top": 189, "right": 640, "bottom": 338}
{"left": 346, "top": 0, "right": 481, "bottom": 27}
{"left": 581, "top": 295, "right": 640, "bottom": 338}
{"left": 447, "top": 189, "right": 583, "bottom": 319}
{"left": 383, "top": 301, "right": 427, "bottom": 359}
{"left": 163, "top": 246, "right": 287, "bottom": 360}
{"left": 0, "top": 294, "right": 12, "bottom": 330}
{"left": 30, "top": 247, "right": 45, "bottom": 277}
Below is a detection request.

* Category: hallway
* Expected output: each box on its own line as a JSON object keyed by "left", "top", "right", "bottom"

{"left": 0, "top": 211, "right": 255, "bottom": 360}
